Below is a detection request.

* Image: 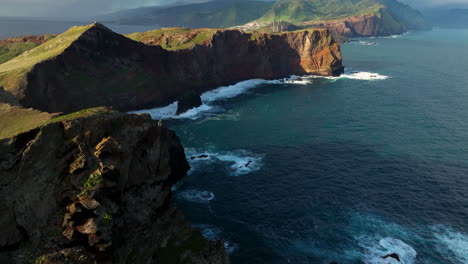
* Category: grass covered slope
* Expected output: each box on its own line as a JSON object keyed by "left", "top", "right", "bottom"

{"left": 0, "top": 104, "right": 54, "bottom": 140}
{"left": 114, "top": 0, "right": 273, "bottom": 28}
{"left": 126, "top": 28, "right": 219, "bottom": 50}
{"left": 0, "top": 35, "right": 57, "bottom": 64}
{"left": 0, "top": 105, "right": 114, "bottom": 140}
{"left": 0, "top": 25, "right": 94, "bottom": 94}
{"left": 0, "top": 25, "right": 91, "bottom": 74}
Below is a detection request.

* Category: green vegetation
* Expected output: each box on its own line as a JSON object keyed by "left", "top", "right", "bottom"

{"left": 154, "top": 232, "right": 207, "bottom": 264}
{"left": 0, "top": 106, "right": 113, "bottom": 140}
{"left": 253, "top": 0, "right": 428, "bottom": 31}
{"left": 126, "top": 28, "right": 218, "bottom": 50}
{"left": 0, "top": 25, "right": 92, "bottom": 74}
{"left": 46, "top": 107, "right": 114, "bottom": 124}
{"left": 103, "top": 213, "right": 113, "bottom": 226}
{"left": 79, "top": 173, "right": 103, "bottom": 198}
{"left": 0, "top": 104, "right": 55, "bottom": 140}
{"left": 0, "top": 42, "right": 39, "bottom": 64}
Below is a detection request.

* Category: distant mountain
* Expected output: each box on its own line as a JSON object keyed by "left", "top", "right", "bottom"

{"left": 105, "top": 0, "right": 274, "bottom": 28}
{"left": 248, "top": 0, "right": 429, "bottom": 37}
{"left": 423, "top": 8, "right": 468, "bottom": 28}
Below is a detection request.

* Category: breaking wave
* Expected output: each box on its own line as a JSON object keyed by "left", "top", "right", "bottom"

{"left": 350, "top": 40, "right": 380, "bottom": 46}
{"left": 337, "top": 71, "right": 388, "bottom": 80}
{"left": 186, "top": 149, "right": 263, "bottom": 176}
{"left": 130, "top": 70, "right": 386, "bottom": 119}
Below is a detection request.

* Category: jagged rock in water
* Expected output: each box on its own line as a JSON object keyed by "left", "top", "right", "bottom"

{"left": 0, "top": 111, "right": 229, "bottom": 264}
{"left": 383, "top": 253, "right": 401, "bottom": 262}
{"left": 176, "top": 91, "right": 202, "bottom": 115}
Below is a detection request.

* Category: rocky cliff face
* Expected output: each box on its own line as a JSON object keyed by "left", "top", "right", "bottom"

{"left": 303, "top": 12, "right": 405, "bottom": 39}
{"left": 0, "top": 111, "right": 229, "bottom": 264}
{"left": 1, "top": 24, "right": 343, "bottom": 114}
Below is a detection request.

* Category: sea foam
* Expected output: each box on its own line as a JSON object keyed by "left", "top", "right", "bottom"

{"left": 186, "top": 149, "right": 263, "bottom": 176}
{"left": 176, "top": 189, "right": 215, "bottom": 203}
{"left": 432, "top": 225, "right": 468, "bottom": 264}
{"left": 359, "top": 236, "right": 417, "bottom": 264}
{"left": 130, "top": 71, "right": 386, "bottom": 119}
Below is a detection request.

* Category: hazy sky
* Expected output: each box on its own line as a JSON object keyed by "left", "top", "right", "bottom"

{"left": 1, "top": 0, "right": 467, "bottom": 19}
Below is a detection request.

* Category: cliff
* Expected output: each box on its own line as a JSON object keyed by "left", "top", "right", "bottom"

{"left": 0, "top": 110, "right": 229, "bottom": 264}
{"left": 0, "top": 23, "right": 343, "bottom": 114}
{"left": 301, "top": 11, "right": 406, "bottom": 39}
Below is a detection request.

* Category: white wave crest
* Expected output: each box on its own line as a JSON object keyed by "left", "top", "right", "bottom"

{"left": 359, "top": 236, "right": 417, "bottom": 264}
{"left": 130, "top": 76, "right": 314, "bottom": 120}
{"left": 350, "top": 40, "right": 379, "bottom": 46}
{"left": 187, "top": 149, "right": 263, "bottom": 176}
{"left": 130, "top": 70, "right": 385, "bottom": 120}
{"left": 432, "top": 225, "right": 468, "bottom": 264}
{"left": 201, "top": 79, "right": 270, "bottom": 102}
{"left": 325, "top": 71, "right": 388, "bottom": 81}
{"left": 130, "top": 102, "right": 214, "bottom": 120}
{"left": 176, "top": 189, "right": 215, "bottom": 203}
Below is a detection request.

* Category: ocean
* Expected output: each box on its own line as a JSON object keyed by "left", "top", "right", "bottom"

{"left": 138, "top": 29, "right": 468, "bottom": 264}
{"left": 1, "top": 21, "right": 467, "bottom": 264}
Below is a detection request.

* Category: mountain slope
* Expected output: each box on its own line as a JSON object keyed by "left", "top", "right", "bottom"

{"left": 245, "top": 0, "right": 430, "bottom": 37}
{"left": 109, "top": 0, "right": 274, "bottom": 28}
{"left": 257, "top": 0, "right": 384, "bottom": 23}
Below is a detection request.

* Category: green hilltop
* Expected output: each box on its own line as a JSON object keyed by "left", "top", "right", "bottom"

{"left": 0, "top": 25, "right": 95, "bottom": 93}
{"left": 126, "top": 28, "right": 219, "bottom": 50}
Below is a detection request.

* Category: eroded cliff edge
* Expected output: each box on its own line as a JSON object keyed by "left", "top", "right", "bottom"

{"left": 0, "top": 111, "right": 229, "bottom": 264}
{"left": 0, "top": 23, "right": 343, "bottom": 114}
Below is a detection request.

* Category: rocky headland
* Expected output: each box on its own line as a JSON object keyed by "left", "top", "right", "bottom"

{"left": 0, "top": 23, "right": 343, "bottom": 115}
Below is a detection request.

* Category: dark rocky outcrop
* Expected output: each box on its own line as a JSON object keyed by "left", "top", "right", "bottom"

{"left": 0, "top": 24, "right": 343, "bottom": 114}
{"left": 176, "top": 91, "right": 202, "bottom": 115}
{"left": 0, "top": 112, "right": 229, "bottom": 264}
{"left": 383, "top": 253, "right": 401, "bottom": 262}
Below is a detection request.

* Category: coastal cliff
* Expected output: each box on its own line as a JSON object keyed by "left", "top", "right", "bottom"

{"left": 0, "top": 111, "right": 229, "bottom": 264}
{"left": 0, "top": 23, "right": 343, "bottom": 114}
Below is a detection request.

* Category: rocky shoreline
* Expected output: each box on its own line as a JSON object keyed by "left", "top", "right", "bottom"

{"left": 0, "top": 23, "right": 345, "bottom": 263}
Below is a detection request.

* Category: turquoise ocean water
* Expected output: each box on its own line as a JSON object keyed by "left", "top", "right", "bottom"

{"left": 154, "top": 29, "right": 468, "bottom": 264}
